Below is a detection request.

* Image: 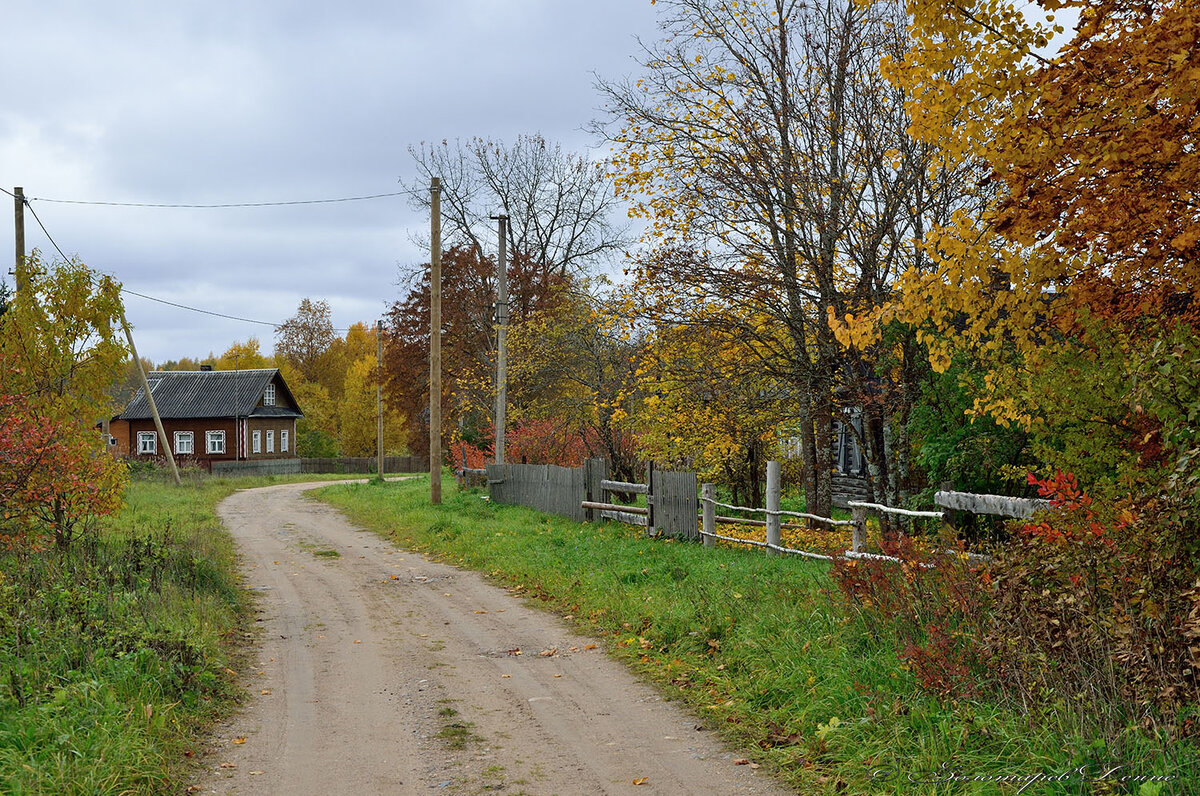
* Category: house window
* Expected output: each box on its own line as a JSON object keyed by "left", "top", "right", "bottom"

{"left": 206, "top": 430, "right": 226, "bottom": 454}
{"left": 266, "top": 430, "right": 275, "bottom": 453}
{"left": 281, "top": 430, "right": 289, "bottom": 452}
{"left": 264, "top": 384, "right": 275, "bottom": 406}
{"left": 252, "top": 430, "right": 262, "bottom": 454}
{"left": 174, "top": 431, "right": 194, "bottom": 455}
{"left": 137, "top": 432, "right": 157, "bottom": 455}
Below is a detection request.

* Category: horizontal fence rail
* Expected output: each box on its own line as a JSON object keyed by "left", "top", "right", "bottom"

{"left": 600, "top": 479, "right": 650, "bottom": 495}
{"left": 934, "top": 489, "right": 1049, "bottom": 518}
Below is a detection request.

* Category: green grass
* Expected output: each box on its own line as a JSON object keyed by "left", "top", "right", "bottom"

{"left": 0, "top": 468, "right": 417, "bottom": 795}
{"left": 316, "top": 476, "right": 1197, "bottom": 796}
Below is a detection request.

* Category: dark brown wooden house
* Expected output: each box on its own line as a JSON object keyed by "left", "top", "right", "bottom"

{"left": 110, "top": 368, "right": 303, "bottom": 466}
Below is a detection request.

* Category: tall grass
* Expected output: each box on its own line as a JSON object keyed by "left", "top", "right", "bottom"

{"left": 318, "top": 477, "right": 1195, "bottom": 795}
{"left": 0, "top": 474, "right": 250, "bottom": 795}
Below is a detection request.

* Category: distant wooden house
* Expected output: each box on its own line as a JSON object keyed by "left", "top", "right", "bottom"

{"left": 781, "top": 409, "right": 872, "bottom": 508}
{"left": 831, "top": 410, "right": 872, "bottom": 507}
{"left": 109, "top": 368, "right": 303, "bottom": 466}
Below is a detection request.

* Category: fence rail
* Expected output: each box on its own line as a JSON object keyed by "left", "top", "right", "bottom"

{"left": 934, "top": 489, "right": 1049, "bottom": 518}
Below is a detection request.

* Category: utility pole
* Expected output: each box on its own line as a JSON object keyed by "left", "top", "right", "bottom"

{"left": 13, "top": 186, "right": 27, "bottom": 293}
{"left": 491, "top": 214, "right": 509, "bottom": 465}
{"left": 119, "top": 310, "right": 181, "bottom": 486}
{"left": 376, "top": 319, "right": 384, "bottom": 480}
{"left": 430, "top": 177, "right": 442, "bottom": 504}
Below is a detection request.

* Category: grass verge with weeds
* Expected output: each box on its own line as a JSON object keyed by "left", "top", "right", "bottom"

{"left": 0, "top": 468, "right": 416, "bottom": 794}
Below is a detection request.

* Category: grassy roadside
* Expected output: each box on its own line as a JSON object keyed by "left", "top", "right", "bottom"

{"left": 0, "top": 470, "right": 410, "bottom": 795}
{"left": 317, "top": 476, "right": 1194, "bottom": 795}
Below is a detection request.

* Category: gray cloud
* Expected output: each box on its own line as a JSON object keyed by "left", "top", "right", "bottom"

{"left": 2, "top": 0, "right": 657, "bottom": 362}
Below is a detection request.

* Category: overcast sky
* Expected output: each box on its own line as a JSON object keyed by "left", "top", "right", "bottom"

{"left": 2, "top": 0, "right": 660, "bottom": 363}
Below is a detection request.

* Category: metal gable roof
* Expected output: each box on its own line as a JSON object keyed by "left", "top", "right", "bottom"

{"left": 117, "top": 369, "right": 302, "bottom": 420}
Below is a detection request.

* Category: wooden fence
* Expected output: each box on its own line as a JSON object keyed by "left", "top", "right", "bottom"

{"left": 212, "top": 458, "right": 302, "bottom": 477}
{"left": 301, "top": 455, "right": 428, "bottom": 474}
{"left": 486, "top": 462, "right": 590, "bottom": 523}
{"left": 486, "top": 459, "right": 698, "bottom": 538}
{"left": 210, "top": 456, "right": 428, "bottom": 477}
{"left": 696, "top": 462, "right": 1048, "bottom": 566}
{"left": 484, "top": 455, "right": 1048, "bottom": 564}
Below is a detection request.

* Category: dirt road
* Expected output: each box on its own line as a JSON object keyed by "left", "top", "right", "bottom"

{"left": 194, "top": 481, "right": 792, "bottom": 795}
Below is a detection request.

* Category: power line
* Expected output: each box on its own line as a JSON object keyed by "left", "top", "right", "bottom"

{"left": 22, "top": 198, "right": 72, "bottom": 266}
{"left": 121, "top": 288, "right": 283, "bottom": 328}
{"left": 16, "top": 194, "right": 359, "bottom": 333}
{"left": 26, "top": 189, "right": 420, "bottom": 209}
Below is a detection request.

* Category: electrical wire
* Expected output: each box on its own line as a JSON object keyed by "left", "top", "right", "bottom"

{"left": 120, "top": 288, "right": 284, "bottom": 328}
{"left": 26, "top": 189, "right": 420, "bottom": 209}
{"left": 15, "top": 193, "right": 362, "bottom": 332}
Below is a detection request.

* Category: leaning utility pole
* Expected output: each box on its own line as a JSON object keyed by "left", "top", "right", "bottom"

{"left": 13, "top": 186, "right": 27, "bottom": 293}
{"left": 491, "top": 214, "right": 509, "bottom": 465}
{"left": 429, "top": 178, "right": 442, "bottom": 504}
{"left": 119, "top": 310, "right": 181, "bottom": 486}
{"left": 376, "top": 319, "right": 384, "bottom": 480}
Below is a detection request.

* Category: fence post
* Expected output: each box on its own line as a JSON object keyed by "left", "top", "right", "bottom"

{"left": 646, "top": 461, "right": 656, "bottom": 537}
{"left": 765, "top": 460, "right": 781, "bottom": 556}
{"left": 851, "top": 504, "right": 867, "bottom": 553}
{"left": 587, "top": 457, "right": 607, "bottom": 523}
{"left": 702, "top": 482, "right": 715, "bottom": 548}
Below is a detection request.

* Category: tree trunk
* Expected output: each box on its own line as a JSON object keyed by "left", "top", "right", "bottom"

{"left": 811, "top": 380, "right": 834, "bottom": 518}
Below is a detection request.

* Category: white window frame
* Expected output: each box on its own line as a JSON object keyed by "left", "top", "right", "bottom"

{"left": 174, "top": 431, "right": 194, "bottom": 455}
{"left": 280, "top": 429, "right": 289, "bottom": 453}
{"left": 252, "top": 429, "right": 262, "bottom": 454}
{"left": 206, "top": 430, "right": 226, "bottom": 454}
{"left": 266, "top": 430, "right": 275, "bottom": 453}
{"left": 264, "top": 384, "right": 276, "bottom": 406}
{"left": 137, "top": 431, "right": 157, "bottom": 455}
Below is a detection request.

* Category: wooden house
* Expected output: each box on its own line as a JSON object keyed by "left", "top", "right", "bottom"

{"left": 109, "top": 368, "right": 303, "bottom": 466}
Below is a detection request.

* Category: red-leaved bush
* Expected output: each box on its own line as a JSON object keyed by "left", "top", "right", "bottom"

{"left": 1, "top": 392, "right": 127, "bottom": 549}
{"left": 833, "top": 470, "right": 1200, "bottom": 734}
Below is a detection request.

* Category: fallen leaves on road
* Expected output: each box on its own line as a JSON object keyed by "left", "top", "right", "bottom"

{"left": 585, "top": 644, "right": 598, "bottom": 650}
{"left": 539, "top": 648, "right": 558, "bottom": 657}
{"left": 633, "top": 777, "right": 649, "bottom": 785}
{"left": 507, "top": 648, "right": 522, "bottom": 656}
{"left": 733, "top": 758, "right": 749, "bottom": 765}
{"left": 232, "top": 737, "right": 246, "bottom": 745}
{"left": 219, "top": 762, "right": 237, "bottom": 769}
{"left": 260, "top": 689, "right": 272, "bottom": 695}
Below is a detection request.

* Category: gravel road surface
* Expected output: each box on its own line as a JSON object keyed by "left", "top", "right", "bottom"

{"left": 193, "top": 480, "right": 792, "bottom": 795}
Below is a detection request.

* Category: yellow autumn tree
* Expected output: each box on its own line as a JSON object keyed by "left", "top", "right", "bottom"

{"left": 630, "top": 305, "right": 790, "bottom": 507}
{"left": 602, "top": 0, "right": 971, "bottom": 515}
{"left": 338, "top": 356, "right": 406, "bottom": 458}
{"left": 843, "top": 0, "right": 1200, "bottom": 431}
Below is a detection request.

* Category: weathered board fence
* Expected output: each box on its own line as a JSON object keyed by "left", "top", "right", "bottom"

{"left": 211, "top": 455, "right": 428, "bottom": 477}
{"left": 487, "top": 462, "right": 590, "bottom": 522}
{"left": 486, "top": 459, "right": 698, "bottom": 538}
